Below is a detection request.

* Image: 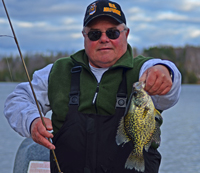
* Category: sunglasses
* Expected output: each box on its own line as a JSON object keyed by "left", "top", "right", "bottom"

{"left": 83, "top": 28, "right": 127, "bottom": 41}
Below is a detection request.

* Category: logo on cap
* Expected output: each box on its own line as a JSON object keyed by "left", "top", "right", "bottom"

{"left": 104, "top": 3, "right": 121, "bottom": 16}
{"left": 89, "top": 2, "right": 97, "bottom": 15}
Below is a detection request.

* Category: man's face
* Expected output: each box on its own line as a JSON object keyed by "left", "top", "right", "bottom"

{"left": 83, "top": 17, "right": 129, "bottom": 68}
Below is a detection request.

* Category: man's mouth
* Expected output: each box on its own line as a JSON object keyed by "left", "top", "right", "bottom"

{"left": 98, "top": 48, "right": 112, "bottom": 51}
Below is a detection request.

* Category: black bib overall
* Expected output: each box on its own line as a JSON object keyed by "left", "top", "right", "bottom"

{"left": 50, "top": 66, "right": 161, "bottom": 173}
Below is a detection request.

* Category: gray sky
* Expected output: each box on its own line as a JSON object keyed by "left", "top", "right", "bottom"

{"left": 0, "top": 0, "right": 200, "bottom": 56}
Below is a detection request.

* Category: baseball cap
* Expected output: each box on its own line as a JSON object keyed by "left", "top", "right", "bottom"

{"left": 83, "top": 0, "right": 126, "bottom": 26}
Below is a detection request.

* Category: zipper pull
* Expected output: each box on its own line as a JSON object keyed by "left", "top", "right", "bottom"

{"left": 92, "top": 83, "right": 99, "bottom": 104}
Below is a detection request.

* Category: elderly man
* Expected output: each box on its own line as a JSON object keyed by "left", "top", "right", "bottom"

{"left": 4, "top": 0, "right": 181, "bottom": 172}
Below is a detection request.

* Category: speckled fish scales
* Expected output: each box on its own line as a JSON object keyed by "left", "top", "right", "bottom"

{"left": 116, "top": 81, "right": 163, "bottom": 172}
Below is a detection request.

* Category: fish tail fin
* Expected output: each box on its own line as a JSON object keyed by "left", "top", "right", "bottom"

{"left": 116, "top": 117, "right": 131, "bottom": 146}
{"left": 125, "top": 150, "right": 145, "bottom": 172}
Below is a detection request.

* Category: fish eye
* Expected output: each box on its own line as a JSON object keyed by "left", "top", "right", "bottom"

{"left": 133, "top": 91, "right": 137, "bottom": 97}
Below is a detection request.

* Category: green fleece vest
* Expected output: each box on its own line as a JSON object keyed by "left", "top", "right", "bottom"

{"left": 48, "top": 44, "right": 152, "bottom": 134}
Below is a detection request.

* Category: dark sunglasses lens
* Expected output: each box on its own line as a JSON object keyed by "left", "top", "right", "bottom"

{"left": 88, "top": 31, "right": 101, "bottom": 41}
{"left": 106, "top": 29, "right": 120, "bottom": 39}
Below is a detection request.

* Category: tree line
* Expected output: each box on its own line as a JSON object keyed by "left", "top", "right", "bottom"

{"left": 141, "top": 45, "right": 200, "bottom": 84}
{"left": 0, "top": 45, "right": 200, "bottom": 83}
{"left": 0, "top": 52, "right": 70, "bottom": 82}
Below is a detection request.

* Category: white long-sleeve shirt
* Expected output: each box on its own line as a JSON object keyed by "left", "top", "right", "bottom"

{"left": 4, "top": 59, "right": 182, "bottom": 137}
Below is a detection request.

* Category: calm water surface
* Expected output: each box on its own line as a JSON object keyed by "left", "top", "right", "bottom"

{"left": 0, "top": 83, "right": 200, "bottom": 173}
{"left": 159, "top": 85, "right": 200, "bottom": 173}
{"left": 0, "top": 82, "right": 24, "bottom": 173}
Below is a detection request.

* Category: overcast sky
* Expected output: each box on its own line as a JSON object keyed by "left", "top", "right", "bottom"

{"left": 0, "top": 0, "right": 200, "bottom": 56}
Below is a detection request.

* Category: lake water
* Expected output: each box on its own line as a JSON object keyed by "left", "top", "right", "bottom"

{"left": 0, "top": 83, "right": 200, "bottom": 173}
{"left": 159, "top": 84, "right": 200, "bottom": 173}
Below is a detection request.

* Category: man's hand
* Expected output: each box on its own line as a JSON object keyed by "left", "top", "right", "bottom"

{"left": 31, "top": 117, "right": 55, "bottom": 150}
{"left": 139, "top": 65, "right": 172, "bottom": 95}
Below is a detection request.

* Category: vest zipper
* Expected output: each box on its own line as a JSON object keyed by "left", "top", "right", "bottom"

{"left": 92, "top": 83, "right": 99, "bottom": 104}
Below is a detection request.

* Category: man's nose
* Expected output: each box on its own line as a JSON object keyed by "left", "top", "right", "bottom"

{"left": 99, "top": 32, "right": 110, "bottom": 43}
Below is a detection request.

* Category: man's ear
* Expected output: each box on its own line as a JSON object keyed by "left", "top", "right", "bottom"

{"left": 82, "top": 31, "right": 86, "bottom": 37}
{"left": 126, "top": 28, "right": 130, "bottom": 38}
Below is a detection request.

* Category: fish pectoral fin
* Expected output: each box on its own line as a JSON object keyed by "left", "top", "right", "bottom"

{"left": 125, "top": 150, "right": 145, "bottom": 172}
{"left": 144, "top": 139, "right": 152, "bottom": 152}
{"left": 142, "top": 106, "right": 149, "bottom": 119}
{"left": 116, "top": 117, "right": 131, "bottom": 146}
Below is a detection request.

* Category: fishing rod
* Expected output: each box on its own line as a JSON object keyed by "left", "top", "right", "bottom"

{"left": 1, "top": 1, "right": 62, "bottom": 172}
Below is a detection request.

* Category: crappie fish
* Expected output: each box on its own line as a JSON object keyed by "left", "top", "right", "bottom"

{"left": 116, "top": 81, "right": 163, "bottom": 172}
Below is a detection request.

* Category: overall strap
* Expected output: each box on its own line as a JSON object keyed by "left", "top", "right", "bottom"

{"left": 69, "top": 65, "right": 82, "bottom": 106}
{"left": 115, "top": 68, "right": 128, "bottom": 109}
{"left": 69, "top": 66, "right": 128, "bottom": 109}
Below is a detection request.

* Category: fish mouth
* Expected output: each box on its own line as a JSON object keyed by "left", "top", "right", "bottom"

{"left": 133, "top": 81, "right": 145, "bottom": 90}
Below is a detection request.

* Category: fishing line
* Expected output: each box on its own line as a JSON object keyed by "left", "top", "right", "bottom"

{"left": 0, "top": 35, "right": 14, "bottom": 38}
{"left": 0, "top": 35, "right": 14, "bottom": 81}
{"left": 5, "top": 58, "right": 13, "bottom": 82}
{"left": 1, "top": 0, "right": 63, "bottom": 172}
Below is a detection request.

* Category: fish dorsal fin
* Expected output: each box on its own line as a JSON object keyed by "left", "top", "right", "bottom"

{"left": 154, "top": 109, "right": 163, "bottom": 126}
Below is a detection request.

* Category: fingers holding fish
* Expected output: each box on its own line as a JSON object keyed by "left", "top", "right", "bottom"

{"left": 155, "top": 81, "right": 172, "bottom": 95}
{"left": 146, "top": 77, "right": 172, "bottom": 96}
{"left": 139, "top": 65, "right": 172, "bottom": 95}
